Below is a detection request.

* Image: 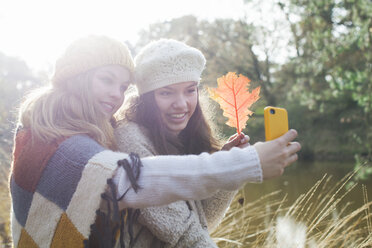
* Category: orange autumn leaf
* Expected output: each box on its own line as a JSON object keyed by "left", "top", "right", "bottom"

{"left": 208, "top": 72, "right": 261, "bottom": 134}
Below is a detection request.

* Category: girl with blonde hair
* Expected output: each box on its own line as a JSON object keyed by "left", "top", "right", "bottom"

{"left": 9, "top": 35, "right": 300, "bottom": 248}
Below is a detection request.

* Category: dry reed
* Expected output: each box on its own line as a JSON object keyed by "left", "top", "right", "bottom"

{"left": 211, "top": 173, "right": 372, "bottom": 247}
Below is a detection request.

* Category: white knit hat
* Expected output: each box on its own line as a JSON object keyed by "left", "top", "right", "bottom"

{"left": 134, "top": 39, "right": 206, "bottom": 95}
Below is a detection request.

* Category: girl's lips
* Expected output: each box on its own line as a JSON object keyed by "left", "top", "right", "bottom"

{"left": 166, "top": 112, "right": 188, "bottom": 123}
{"left": 101, "top": 102, "right": 115, "bottom": 113}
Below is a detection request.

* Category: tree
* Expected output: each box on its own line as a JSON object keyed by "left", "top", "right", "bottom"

{"left": 279, "top": 0, "right": 372, "bottom": 174}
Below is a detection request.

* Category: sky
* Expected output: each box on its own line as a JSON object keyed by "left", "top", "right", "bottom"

{"left": 0, "top": 0, "right": 288, "bottom": 72}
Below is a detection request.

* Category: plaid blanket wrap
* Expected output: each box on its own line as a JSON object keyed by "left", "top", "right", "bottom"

{"left": 9, "top": 128, "right": 130, "bottom": 247}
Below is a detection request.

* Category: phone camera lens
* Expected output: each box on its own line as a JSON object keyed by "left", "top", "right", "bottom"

{"left": 270, "top": 109, "right": 275, "bottom": 114}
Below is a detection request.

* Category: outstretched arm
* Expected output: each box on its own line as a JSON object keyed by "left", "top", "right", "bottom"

{"left": 114, "top": 129, "right": 300, "bottom": 209}
{"left": 114, "top": 145, "right": 262, "bottom": 209}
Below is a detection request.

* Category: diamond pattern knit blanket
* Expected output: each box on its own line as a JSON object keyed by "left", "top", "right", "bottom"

{"left": 9, "top": 128, "right": 127, "bottom": 247}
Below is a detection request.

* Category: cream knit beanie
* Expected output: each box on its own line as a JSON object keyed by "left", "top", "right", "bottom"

{"left": 134, "top": 39, "right": 206, "bottom": 95}
{"left": 52, "top": 35, "right": 134, "bottom": 86}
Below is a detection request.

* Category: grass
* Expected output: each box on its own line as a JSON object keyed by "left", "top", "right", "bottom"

{"left": 211, "top": 172, "right": 372, "bottom": 247}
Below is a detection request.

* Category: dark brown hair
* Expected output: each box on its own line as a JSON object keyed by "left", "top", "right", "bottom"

{"left": 124, "top": 90, "right": 221, "bottom": 155}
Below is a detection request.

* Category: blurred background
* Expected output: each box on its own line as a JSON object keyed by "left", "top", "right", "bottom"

{"left": 0, "top": 0, "right": 371, "bottom": 246}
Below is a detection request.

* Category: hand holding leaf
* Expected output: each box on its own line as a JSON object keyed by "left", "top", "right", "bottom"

{"left": 208, "top": 72, "right": 260, "bottom": 134}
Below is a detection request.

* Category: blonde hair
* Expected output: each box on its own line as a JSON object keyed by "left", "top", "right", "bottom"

{"left": 19, "top": 70, "right": 117, "bottom": 149}
{"left": 17, "top": 35, "right": 137, "bottom": 149}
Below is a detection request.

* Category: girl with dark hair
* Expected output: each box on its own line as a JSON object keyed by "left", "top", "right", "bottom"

{"left": 115, "top": 39, "right": 298, "bottom": 247}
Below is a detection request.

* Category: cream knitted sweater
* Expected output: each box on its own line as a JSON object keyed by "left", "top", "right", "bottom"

{"left": 115, "top": 121, "right": 238, "bottom": 247}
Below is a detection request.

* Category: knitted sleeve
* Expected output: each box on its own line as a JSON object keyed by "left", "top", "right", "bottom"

{"left": 115, "top": 146, "right": 262, "bottom": 209}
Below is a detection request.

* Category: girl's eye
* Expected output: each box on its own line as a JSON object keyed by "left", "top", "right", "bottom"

{"left": 159, "top": 91, "right": 172, "bottom": 96}
{"left": 100, "top": 77, "right": 113, "bottom": 84}
{"left": 187, "top": 88, "right": 197, "bottom": 94}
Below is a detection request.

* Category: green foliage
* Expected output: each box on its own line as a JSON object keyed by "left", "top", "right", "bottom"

{"left": 279, "top": 0, "right": 372, "bottom": 178}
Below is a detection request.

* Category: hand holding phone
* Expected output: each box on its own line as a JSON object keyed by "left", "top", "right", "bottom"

{"left": 264, "top": 106, "right": 289, "bottom": 141}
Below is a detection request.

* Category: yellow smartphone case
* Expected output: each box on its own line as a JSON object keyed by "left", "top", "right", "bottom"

{"left": 264, "top": 106, "right": 289, "bottom": 141}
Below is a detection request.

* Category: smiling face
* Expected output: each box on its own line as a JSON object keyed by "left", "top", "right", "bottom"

{"left": 91, "top": 65, "right": 131, "bottom": 120}
{"left": 154, "top": 81, "right": 198, "bottom": 135}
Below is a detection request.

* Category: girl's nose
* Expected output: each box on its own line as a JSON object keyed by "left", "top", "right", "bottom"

{"left": 172, "top": 95, "right": 188, "bottom": 109}
{"left": 109, "top": 87, "right": 122, "bottom": 100}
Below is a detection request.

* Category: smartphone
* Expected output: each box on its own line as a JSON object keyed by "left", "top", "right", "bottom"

{"left": 264, "top": 106, "right": 289, "bottom": 141}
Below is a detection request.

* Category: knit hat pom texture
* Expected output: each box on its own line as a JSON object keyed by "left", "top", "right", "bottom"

{"left": 134, "top": 39, "right": 206, "bottom": 95}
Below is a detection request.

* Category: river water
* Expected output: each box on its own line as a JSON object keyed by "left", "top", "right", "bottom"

{"left": 243, "top": 160, "right": 372, "bottom": 209}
